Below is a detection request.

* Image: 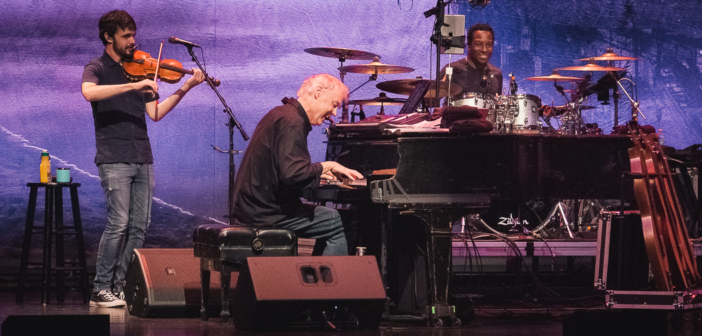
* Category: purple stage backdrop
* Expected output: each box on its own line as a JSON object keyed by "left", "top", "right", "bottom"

{"left": 1, "top": 0, "right": 701, "bottom": 263}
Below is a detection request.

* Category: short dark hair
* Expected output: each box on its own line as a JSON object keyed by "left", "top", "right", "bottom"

{"left": 99, "top": 10, "right": 136, "bottom": 46}
{"left": 467, "top": 23, "right": 494, "bottom": 46}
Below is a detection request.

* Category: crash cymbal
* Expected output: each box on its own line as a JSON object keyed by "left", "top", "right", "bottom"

{"left": 559, "top": 59, "right": 625, "bottom": 72}
{"left": 376, "top": 79, "right": 462, "bottom": 98}
{"left": 578, "top": 48, "right": 639, "bottom": 61}
{"left": 304, "top": 47, "right": 380, "bottom": 61}
{"left": 339, "top": 56, "right": 414, "bottom": 75}
{"left": 526, "top": 69, "right": 585, "bottom": 82}
{"left": 348, "top": 95, "right": 407, "bottom": 106}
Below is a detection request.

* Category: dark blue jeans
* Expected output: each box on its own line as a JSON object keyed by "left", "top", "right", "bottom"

{"left": 277, "top": 204, "right": 348, "bottom": 256}
{"left": 93, "top": 163, "right": 154, "bottom": 293}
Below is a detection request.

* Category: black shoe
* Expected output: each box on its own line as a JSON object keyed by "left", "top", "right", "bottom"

{"left": 90, "top": 290, "right": 126, "bottom": 307}
{"left": 113, "top": 290, "right": 125, "bottom": 301}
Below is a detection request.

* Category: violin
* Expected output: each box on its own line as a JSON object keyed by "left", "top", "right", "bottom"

{"left": 123, "top": 50, "right": 221, "bottom": 87}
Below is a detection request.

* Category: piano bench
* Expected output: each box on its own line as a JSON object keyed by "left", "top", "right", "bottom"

{"left": 192, "top": 223, "right": 297, "bottom": 322}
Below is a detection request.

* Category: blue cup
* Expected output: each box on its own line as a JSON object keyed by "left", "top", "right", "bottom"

{"left": 57, "top": 168, "right": 71, "bottom": 183}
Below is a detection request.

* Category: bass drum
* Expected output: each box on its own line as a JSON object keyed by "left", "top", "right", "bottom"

{"left": 512, "top": 94, "right": 542, "bottom": 131}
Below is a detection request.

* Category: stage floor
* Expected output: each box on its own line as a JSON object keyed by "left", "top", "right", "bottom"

{"left": 1, "top": 292, "right": 700, "bottom": 336}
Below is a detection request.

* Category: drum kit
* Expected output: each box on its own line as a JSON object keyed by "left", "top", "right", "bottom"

{"left": 306, "top": 46, "right": 643, "bottom": 237}
{"left": 305, "top": 46, "right": 640, "bottom": 136}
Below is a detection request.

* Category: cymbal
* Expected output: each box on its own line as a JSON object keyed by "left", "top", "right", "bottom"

{"left": 348, "top": 96, "right": 407, "bottom": 106}
{"left": 376, "top": 79, "right": 462, "bottom": 98}
{"left": 554, "top": 105, "right": 596, "bottom": 110}
{"left": 304, "top": 47, "right": 380, "bottom": 61}
{"left": 526, "top": 69, "right": 584, "bottom": 82}
{"left": 339, "top": 57, "right": 414, "bottom": 75}
{"left": 559, "top": 59, "right": 625, "bottom": 72}
{"left": 579, "top": 48, "right": 639, "bottom": 61}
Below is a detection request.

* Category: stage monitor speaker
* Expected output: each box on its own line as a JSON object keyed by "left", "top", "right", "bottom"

{"left": 124, "top": 248, "right": 229, "bottom": 318}
{"left": 1, "top": 315, "right": 109, "bottom": 336}
{"left": 232, "top": 256, "right": 386, "bottom": 331}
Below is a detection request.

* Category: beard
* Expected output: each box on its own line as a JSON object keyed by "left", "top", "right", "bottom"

{"left": 115, "top": 42, "right": 135, "bottom": 61}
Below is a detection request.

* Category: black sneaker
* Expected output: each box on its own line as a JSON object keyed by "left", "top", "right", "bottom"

{"left": 113, "top": 290, "right": 125, "bottom": 301}
{"left": 90, "top": 290, "right": 126, "bottom": 307}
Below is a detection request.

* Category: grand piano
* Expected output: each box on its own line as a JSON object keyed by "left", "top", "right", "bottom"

{"left": 311, "top": 122, "right": 634, "bottom": 325}
{"left": 369, "top": 131, "right": 631, "bottom": 325}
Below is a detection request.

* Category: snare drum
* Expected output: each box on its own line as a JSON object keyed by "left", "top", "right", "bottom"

{"left": 451, "top": 92, "right": 493, "bottom": 109}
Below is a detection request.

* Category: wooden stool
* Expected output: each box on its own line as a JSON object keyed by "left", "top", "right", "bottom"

{"left": 16, "top": 183, "right": 90, "bottom": 304}
{"left": 193, "top": 224, "right": 296, "bottom": 322}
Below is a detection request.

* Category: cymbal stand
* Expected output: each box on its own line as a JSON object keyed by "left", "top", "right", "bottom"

{"left": 614, "top": 77, "right": 646, "bottom": 121}
{"left": 186, "top": 46, "right": 249, "bottom": 224}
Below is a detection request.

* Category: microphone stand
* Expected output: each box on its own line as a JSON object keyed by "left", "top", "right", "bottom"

{"left": 186, "top": 46, "right": 250, "bottom": 224}
{"left": 425, "top": 0, "right": 453, "bottom": 106}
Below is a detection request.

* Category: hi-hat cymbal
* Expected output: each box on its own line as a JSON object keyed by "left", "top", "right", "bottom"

{"left": 376, "top": 79, "right": 462, "bottom": 98}
{"left": 304, "top": 47, "right": 380, "bottom": 61}
{"left": 339, "top": 57, "right": 414, "bottom": 75}
{"left": 526, "top": 69, "right": 585, "bottom": 82}
{"left": 578, "top": 48, "right": 639, "bottom": 61}
{"left": 554, "top": 105, "right": 596, "bottom": 110}
{"left": 559, "top": 59, "right": 625, "bottom": 72}
{"left": 348, "top": 96, "right": 407, "bottom": 106}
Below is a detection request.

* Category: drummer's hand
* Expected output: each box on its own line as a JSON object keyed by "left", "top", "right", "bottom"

{"left": 540, "top": 105, "right": 553, "bottom": 117}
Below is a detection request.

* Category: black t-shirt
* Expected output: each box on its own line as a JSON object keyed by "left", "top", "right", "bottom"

{"left": 82, "top": 51, "right": 158, "bottom": 164}
{"left": 232, "top": 98, "right": 323, "bottom": 226}
{"left": 439, "top": 57, "right": 503, "bottom": 97}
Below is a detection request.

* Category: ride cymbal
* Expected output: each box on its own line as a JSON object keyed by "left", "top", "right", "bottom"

{"left": 339, "top": 57, "right": 414, "bottom": 75}
{"left": 526, "top": 69, "right": 585, "bottom": 82}
{"left": 376, "top": 79, "right": 462, "bottom": 98}
{"left": 559, "top": 59, "right": 625, "bottom": 72}
{"left": 304, "top": 47, "right": 380, "bottom": 61}
{"left": 578, "top": 48, "right": 639, "bottom": 61}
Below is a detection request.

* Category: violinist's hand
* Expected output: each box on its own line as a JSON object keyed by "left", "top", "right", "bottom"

{"left": 183, "top": 68, "right": 205, "bottom": 91}
{"left": 133, "top": 79, "right": 158, "bottom": 93}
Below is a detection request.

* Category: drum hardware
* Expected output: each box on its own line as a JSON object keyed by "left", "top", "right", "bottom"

{"left": 348, "top": 93, "right": 407, "bottom": 116}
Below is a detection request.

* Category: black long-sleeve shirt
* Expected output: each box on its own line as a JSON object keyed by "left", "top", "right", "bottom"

{"left": 440, "top": 57, "right": 503, "bottom": 97}
{"left": 232, "top": 98, "right": 323, "bottom": 226}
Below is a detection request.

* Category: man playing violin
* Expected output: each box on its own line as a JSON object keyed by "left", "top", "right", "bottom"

{"left": 81, "top": 10, "right": 204, "bottom": 308}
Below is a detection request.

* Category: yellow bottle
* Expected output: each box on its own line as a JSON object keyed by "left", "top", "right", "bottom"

{"left": 40, "top": 150, "right": 51, "bottom": 183}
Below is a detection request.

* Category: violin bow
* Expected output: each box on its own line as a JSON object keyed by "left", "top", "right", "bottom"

{"left": 153, "top": 40, "right": 164, "bottom": 118}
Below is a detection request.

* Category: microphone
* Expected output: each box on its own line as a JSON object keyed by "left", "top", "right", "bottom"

{"left": 168, "top": 36, "right": 201, "bottom": 48}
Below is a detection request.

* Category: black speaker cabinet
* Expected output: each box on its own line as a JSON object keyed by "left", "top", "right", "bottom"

{"left": 2, "top": 315, "right": 109, "bottom": 336}
{"left": 232, "top": 256, "right": 386, "bottom": 330}
{"left": 124, "top": 248, "right": 229, "bottom": 317}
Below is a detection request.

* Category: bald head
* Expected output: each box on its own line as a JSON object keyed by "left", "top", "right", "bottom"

{"left": 296, "top": 74, "right": 348, "bottom": 125}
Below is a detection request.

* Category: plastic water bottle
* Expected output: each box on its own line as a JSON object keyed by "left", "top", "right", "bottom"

{"left": 658, "top": 129, "right": 665, "bottom": 146}
{"left": 40, "top": 150, "right": 51, "bottom": 183}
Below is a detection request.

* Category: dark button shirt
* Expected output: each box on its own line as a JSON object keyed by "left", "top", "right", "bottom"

{"left": 82, "top": 51, "right": 158, "bottom": 164}
{"left": 440, "top": 57, "right": 503, "bottom": 97}
{"left": 232, "top": 98, "right": 323, "bottom": 226}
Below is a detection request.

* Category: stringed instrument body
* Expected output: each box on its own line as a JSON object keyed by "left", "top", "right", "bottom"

{"left": 628, "top": 123, "right": 699, "bottom": 291}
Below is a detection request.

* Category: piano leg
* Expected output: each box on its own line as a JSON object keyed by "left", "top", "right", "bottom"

{"left": 400, "top": 209, "right": 467, "bottom": 327}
